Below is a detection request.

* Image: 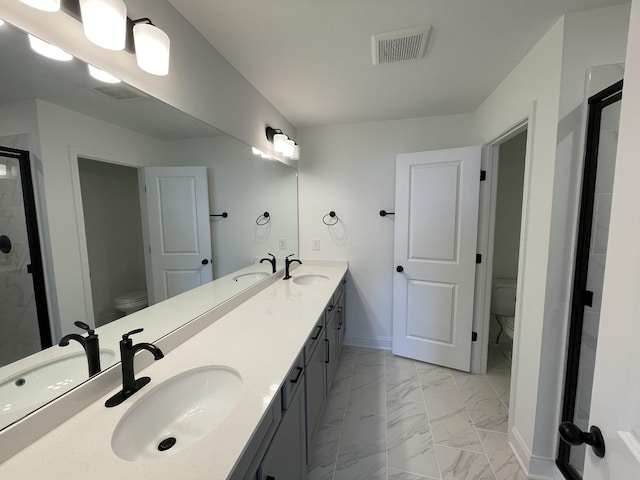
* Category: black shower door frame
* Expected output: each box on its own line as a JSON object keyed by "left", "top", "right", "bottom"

{"left": 0, "top": 146, "right": 52, "bottom": 349}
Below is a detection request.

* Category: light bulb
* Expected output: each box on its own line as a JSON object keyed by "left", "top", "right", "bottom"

{"left": 273, "top": 133, "right": 288, "bottom": 153}
{"left": 291, "top": 144, "right": 300, "bottom": 160}
{"left": 79, "top": 0, "right": 127, "bottom": 51}
{"left": 88, "top": 65, "right": 121, "bottom": 84}
{"left": 0, "top": 19, "right": 5, "bottom": 27}
{"left": 134, "top": 23, "right": 170, "bottom": 76}
{"left": 28, "top": 35, "right": 73, "bottom": 61}
{"left": 19, "top": 0, "right": 60, "bottom": 12}
{"left": 283, "top": 139, "right": 295, "bottom": 158}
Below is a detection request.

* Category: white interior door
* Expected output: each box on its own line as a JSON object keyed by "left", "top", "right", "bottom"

{"left": 141, "top": 166, "right": 212, "bottom": 304}
{"left": 392, "top": 146, "right": 481, "bottom": 372}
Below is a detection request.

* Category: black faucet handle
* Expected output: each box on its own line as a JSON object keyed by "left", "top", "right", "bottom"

{"left": 122, "top": 328, "right": 144, "bottom": 341}
{"left": 267, "top": 252, "right": 275, "bottom": 258}
{"left": 74, "top": 321, "right": 95, "bottom": 334}
{"left": 286, "top": 253, "right": 295, "bottom": 259}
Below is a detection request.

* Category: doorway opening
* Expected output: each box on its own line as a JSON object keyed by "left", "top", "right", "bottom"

{"left": 77, "top": 157, "right": 147, "bottom": 327}
{"left": 486, "top": 131, "right": 526, "bottom": 375}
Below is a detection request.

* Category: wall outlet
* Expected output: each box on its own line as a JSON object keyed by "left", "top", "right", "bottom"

{"left": 312, "top": 238, "right": 320, "bottom": 251}
{"left": 279, "top": 238, "right": 287, "bottom": 250}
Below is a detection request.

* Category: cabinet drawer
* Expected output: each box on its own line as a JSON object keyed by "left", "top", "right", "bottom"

{"left": 304, "top": 316, "right": 324, "bottom": 365}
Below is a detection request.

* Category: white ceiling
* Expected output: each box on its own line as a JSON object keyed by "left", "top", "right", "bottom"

{"left": 169, "top": 0, "right": 629, "bottom": 128}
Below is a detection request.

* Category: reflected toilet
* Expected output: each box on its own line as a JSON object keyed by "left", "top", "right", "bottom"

{"left": 491, "top": 278, "right": 517, "bottom": 343}
{"left": 114, "top": 290, "right": 148, "bottom": 316}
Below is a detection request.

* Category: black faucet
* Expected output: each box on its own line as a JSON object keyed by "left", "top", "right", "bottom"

{"left": 59, "top": 321, "right": 102, "bottom": 377}
{"left": 283, "top": 253, "right": 302, "bottom": 280}
{"left": 105, "top": 328, "right": 164, "bottom": 408}
{"left": 260, "top": 253, "right": 277, "bottom": 273}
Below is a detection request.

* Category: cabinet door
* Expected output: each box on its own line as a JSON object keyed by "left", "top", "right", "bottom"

{"left": 336, "top": 291, "right": 345, "bottom": 352}
{"left": 305, "top": 339, "right": 326, "bottom": 454}
{"left": 325, "top": 307, "right": 338, "bottom": 390}
{"left": 259, "top": 373, "right": 306, "bottom": 480}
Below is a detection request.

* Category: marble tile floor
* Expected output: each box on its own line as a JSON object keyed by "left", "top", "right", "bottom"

{"left": 307, "top": 344, "right": 527, "bottom": 480}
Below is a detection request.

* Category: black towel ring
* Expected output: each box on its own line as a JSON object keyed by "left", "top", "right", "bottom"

{"left": 256, "top": 211, "right": 271, "bottom": 225}
{"left": 323, "top": 211, "right": 338, "bottom": 226}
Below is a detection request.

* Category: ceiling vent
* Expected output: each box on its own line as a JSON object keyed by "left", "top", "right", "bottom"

{"left": 372, "top": 25, "right": 432, "bottom": 65}
{"left": 92, "top": 84, "right": 148, "bottom": 101}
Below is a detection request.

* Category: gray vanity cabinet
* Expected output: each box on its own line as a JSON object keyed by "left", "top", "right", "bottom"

{"left": 335, "top": 280, "right": 346, "bottom": 353}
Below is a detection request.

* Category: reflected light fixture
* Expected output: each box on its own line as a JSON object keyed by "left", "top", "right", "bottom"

{"left": 282, "top": 139, "right": 295, "bottom": 158}
{"left": 28, "top": 34, "right": 73, "bottom": 61}
{"left": 88, "top": 64, "right": 121, "bottom": 83}
{"left": 79, "top": 0, "right": 127, "bottom": 51}
{"left": 292, "top": 144, "right": 300, "bottom": 161}
{"left": 0, "top": 19, "right": 5, "bottom": 27}
{"left": 133, "top": 20, "right": 170, "bottom": 76}
{"left": 19, "top": 0, "right": 60, "bottom": 12}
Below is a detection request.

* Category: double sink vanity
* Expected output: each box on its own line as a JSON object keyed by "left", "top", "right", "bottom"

{"left": 0, "top": 260, "right": 348, "bottom": 479}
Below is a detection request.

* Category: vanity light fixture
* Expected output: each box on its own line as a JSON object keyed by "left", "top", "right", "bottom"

{"left": 19, "top": 0, "right": 60, "bottom": 12}
{"left": 265, "top": 126, "right": 300, "bottom": 159}
{"left": 132, "top": 19, "right": 170, "bottom": 76}
{"left": 28, "top": 34, "right": 73, "bottom": 61}
{"left": 79, "top": 0, "right": 127, "bottom": 51}
{"left": 88, "top": 64, "right": 121, "bottom": 83}
{"left": 0, "top": 19, "right": 5, "bottom": 27}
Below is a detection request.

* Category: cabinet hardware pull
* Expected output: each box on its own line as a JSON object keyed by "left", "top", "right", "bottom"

{"left": 325, "top": 339, "right": 330, "bottom": 364}
{"left": 311, "top": 325, "right": 323, "bottom": 340}
{"left": 291, "top": 367, "right": 303, "bottom": 384}
{"left": 327, "top": 304, "right": 334, "bottom": 312}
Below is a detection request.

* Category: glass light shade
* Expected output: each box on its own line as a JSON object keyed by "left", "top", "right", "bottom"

{"left": 88, "top": 65, "right": 121, "bottom": 84}
{"left": 291, "top": 144, "right": 300, "bottom": 160}
{"left": 79, "top": 0, "right": 127, "bottom": 51}
{"left": 0, "top": 19, "right": 5, "bottom": 27}
{"left": 19, "top": 0, "right": 60, "bottom": 12}
{"left": 283, "top": 139, "right": 295, "bottom": 158}
{"left": 0, "top": 164, "right": 6, "bottom": 176}
{"left": 28, "top": 35, "right": 73, "bottom": 61}
{"left": 273, "top": 133, "right": 288, "bottom": 153}
{"left": 133, "top": 23, "right": 170, "bottom": 76}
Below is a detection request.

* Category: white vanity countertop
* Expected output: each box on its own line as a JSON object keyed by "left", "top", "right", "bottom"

{"left": 0, "top": 260, "right": 348, "bottom": 479}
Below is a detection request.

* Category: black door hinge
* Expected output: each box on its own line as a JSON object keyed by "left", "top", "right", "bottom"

{"left": 476, "top": 254, "right": 482, "bottom": 264}
{"left": 472, "top": 331, "right": 478, "bottom": 342}
{"left": 584, "top": 290, "right": 594, "bottom": 308}
{"left": 480, "top": 170, "right": 487, "bottom": 181}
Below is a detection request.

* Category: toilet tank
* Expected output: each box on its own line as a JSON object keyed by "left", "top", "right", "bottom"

{"left": 491, "top": 278, "right": 517, "bottom": 316}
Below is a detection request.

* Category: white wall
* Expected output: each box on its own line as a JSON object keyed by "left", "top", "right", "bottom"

{"left": 0, "top": 0, "right": 294, "bottom": 153}
{"left": 78, "top": 159, "right": 146, "bottom": 327}
{"left": 493, "top": 131, "right": 526, "bottom": 280}
{"left": 35, "top": 100, "right": 165, "bottom": 338}
{"left": 298, "top": 114, "right": 477, "bottom": 347}
{"left": 162, "top": 135, "right": 298, "bottom": 277}
{"left": 474, "top": 4, "right": 630, "bottom": 477}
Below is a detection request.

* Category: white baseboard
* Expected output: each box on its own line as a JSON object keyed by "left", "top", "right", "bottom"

{"left": 510, "top": 426, "right": 556, "bottom": 480}
{"left": 344, "top": 335, "right": 392, "bottom": 350}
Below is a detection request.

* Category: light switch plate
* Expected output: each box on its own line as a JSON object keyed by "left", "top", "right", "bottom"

{"left": 312, "top": 238, "right": 320, "bottom": 250}
{"left": 279, "top": 238, "right": 287, "bottom": 250}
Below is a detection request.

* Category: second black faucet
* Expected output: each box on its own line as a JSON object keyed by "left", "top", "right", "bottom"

{"left": 284, "top": 253, "right": 302, "bottom": 280}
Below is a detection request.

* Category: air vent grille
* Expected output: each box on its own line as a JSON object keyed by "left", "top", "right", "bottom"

{"left": 93, "top": 85, "right": 148, "bottom": 101}
{"left": 372, "top": 26, "right": 432, "bottom": 65}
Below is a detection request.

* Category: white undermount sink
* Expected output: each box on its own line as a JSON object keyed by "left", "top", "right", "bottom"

{"left": 232, "top": 271, "right": 270, "bottom": 287}
{"left": 111, "top": 365, "right": 244, "bottom": 462}
{"left": 0, "top": 349, "right": 115, "bottom": 426}
{"left": 293, "top": 274, "right": 329, "bottom": 286}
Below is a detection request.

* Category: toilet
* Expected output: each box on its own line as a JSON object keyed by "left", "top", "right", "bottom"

{"left": 491, "top": 278, "right": 517, "bottom": 342}
{"left": 113, "top": 290, "right": 148, "bottom": 316}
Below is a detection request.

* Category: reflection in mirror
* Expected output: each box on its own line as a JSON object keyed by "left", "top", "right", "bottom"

{"left": 0, "top": 20, "right": 298, "bottom": 431}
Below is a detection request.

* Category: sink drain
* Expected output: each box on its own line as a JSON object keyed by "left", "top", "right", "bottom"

{"left": 157, "top": 437, "right": 177, "bottom": 452}
{"left": 14, "top": 378, "right": 26, "bottom": 387}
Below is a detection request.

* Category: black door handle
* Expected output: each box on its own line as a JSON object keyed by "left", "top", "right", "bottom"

{"left": 559, "top": 422, "right": 605, "bottom": 458}
{"left": 396, "top": 265, "right": 404, "bottom": 273}
{"left": 201, "top": 259, "right": 209, "bottom": 265}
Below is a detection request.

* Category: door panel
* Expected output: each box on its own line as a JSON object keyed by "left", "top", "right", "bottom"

{"left": 393, "top": 146, "right": 481, "bottom": 372}
{"left": 142, "top": 167, "right": 212, "bottom": 304}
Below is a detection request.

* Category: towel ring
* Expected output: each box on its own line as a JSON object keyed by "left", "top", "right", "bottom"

{"left": 323, "top": 211, "right": 338, "bottom": 226}
{"left": 256, "top": 211, "right": 271, "bottom": 225}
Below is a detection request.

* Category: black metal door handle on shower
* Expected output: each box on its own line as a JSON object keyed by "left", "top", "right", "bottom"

{"left": 559, "top": 422, "right": 606, "bottom": 458}
{"left": 201, "top": 259, "right": 209, "bottom": 265}
{"left": 396, "top": 265, "right": 404, "bottom": 273}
